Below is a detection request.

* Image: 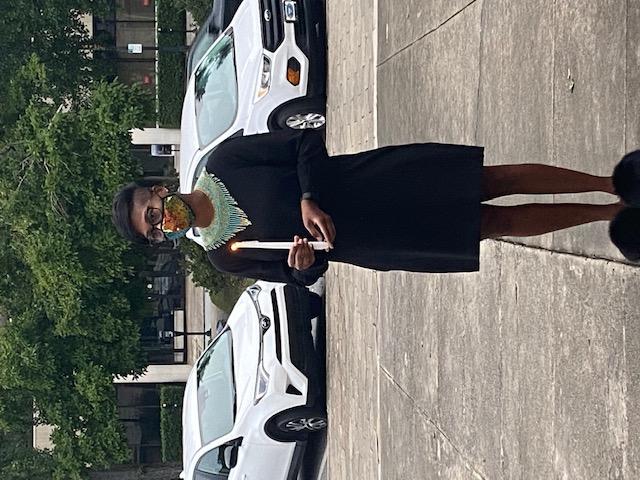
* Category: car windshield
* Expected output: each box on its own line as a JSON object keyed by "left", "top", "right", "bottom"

{"left": 194, "top": 32, "right": 237, "bottom": 148}
{"left": 197, "top": 330, "right": 235, "bottom": 444}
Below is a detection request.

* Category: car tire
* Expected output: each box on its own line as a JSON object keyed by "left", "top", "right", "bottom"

{"left": 275, "top": 98, "right": 326, "bottom": 131}
{"left": 267, "top": 406, "right": 327, "bottom": 441}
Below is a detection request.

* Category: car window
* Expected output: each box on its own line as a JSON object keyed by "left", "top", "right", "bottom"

{"left": 186, "top": 0, "right": 244, "bottom": 79}
{"left": 194, "top": 447, "right": 230, "bottom": 479}
{"left": 187, "top": 32, "right": 219, "bottom": 80}
{"left": 197, "top": 330, "right": 235, "bottom": 444}
{"left": 194, "top": 33, "right": 237, "bottom": 148}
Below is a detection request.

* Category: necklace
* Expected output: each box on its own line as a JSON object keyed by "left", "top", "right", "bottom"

{"left": 194, "top": 171, "right": 252, "bottom": 251}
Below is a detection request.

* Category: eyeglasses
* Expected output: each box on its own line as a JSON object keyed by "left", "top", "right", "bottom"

{"left": 146, "top": 207, "right": 166, "bottom": 244}
{"left": 145, "top": 189, "right": 166, "bottom": 245}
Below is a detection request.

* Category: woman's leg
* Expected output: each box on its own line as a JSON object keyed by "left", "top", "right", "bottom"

{"left": 480, "top": 202, "right": 623, "bottom": 239}
{"left": 482, "top": 164, "right": 615, "bottom": 201}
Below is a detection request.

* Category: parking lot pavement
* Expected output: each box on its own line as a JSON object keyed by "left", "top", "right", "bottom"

{"left": 326, "top": 0, "right": 378, "bottom": 153}
{"left": 325, "top": 1, "right": 640, "bottom": 478}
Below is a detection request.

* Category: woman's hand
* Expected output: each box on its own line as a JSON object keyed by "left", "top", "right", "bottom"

{"left": 301, "top": 199, "right": 336, "bottom": 248}
{"left": 288, "top": 236, "right": 315, "bottom": 271}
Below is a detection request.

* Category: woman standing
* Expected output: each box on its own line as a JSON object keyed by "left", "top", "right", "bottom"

{"left": 112, "top": 130, "right": 634, "bottom": 285}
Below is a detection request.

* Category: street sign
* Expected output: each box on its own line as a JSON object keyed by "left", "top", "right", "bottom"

{"left": 127, "top": 43, "right": 143, "bottom": 54}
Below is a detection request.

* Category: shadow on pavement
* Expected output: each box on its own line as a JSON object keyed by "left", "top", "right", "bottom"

{"left": 299, "top": 300, "right": 328, "bottom": 480}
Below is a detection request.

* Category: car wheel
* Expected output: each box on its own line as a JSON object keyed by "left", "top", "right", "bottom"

{"left": 275, "top": 99, "right": 326, "bottom": 131}
{"left": 267, "top": 406, "right": 327, "bottom": 441}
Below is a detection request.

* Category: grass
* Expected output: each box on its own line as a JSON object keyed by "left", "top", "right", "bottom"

{"left": 157, "top": 0, "right": 187, "bottom": 127}
{"left": 160, "top": 385, "right": 185, "bottom": 463}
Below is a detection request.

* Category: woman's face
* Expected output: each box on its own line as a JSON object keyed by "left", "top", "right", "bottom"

{"left": 131, "top": 185, "right": 168, "bottom": 243}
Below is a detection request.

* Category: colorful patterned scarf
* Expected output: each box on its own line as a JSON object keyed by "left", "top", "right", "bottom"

{"left": 194, "top": 171, "right": 252, "bottom": 251}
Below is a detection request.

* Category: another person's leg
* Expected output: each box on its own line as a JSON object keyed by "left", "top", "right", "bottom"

{"left": 480, "top": 202, "right": 623, "bottom": 239}
{"left": 482, "top": 164, "right": 615, "bottom": 201}
{"left": 609, "top": 208, "right": 640, "bottom": 261}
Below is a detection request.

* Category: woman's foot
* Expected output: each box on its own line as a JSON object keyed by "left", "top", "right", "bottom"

{"left": 613, "top": 150, "right": 640, "bottom": 207}
{"left": 609, "top": 207, "right": 640, "bottom": 262}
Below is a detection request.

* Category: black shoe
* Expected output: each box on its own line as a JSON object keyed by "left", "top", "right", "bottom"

{"left": 613, "top": 150, "right": 640, "bottom": 207}
{"left": 609, "top": 207, "right": 640, "bottom": 262}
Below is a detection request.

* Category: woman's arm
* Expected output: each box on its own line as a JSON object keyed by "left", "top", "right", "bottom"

{"left": 208, "top": 247, "right": 328, "bottom": 286}
{"left": 211, "top": 129, "right": 332, "bottom": 204}
{"left": 209, "top": 130, "right": 336, "bottom": 244}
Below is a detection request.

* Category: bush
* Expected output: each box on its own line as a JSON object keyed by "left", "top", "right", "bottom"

{"left": 157, "top": 0, "right": 187, "bottom": 127}
{"left": 175, "top": 0, "right": 212, "bottom": 26}
{"left": 179, "top": 240, "right": 253, "bottom": 313}
{"left": 160, "top": 385, "right": 185, "bottom": 463}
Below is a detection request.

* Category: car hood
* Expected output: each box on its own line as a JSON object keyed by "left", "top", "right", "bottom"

{"left": 227, "top": 289, "right": 261, "bottom": 420}
{"left": 182, "top": 366, "right": 201, "bottom": 471}
{"left": 182, "top": 286, "right": 262, "bottom": 475}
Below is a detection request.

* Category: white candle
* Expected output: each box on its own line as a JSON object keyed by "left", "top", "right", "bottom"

{"left": 231, "top": 240, "right": 331, "bottom": 251}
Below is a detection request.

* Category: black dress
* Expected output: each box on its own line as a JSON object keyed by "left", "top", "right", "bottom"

{"left": 205, "top": 129, "right": 484, "bottom": 285}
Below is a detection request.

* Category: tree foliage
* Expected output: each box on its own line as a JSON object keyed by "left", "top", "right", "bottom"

{"left": 0, "top": 57, "right": 154, "bottom": 479}
{"left": 179, "top": 240, "right": 252, "bottom": 313}
{"left": 0, "top": 0, "right": 113, "bottom": 132}
{"left": 0, "top": 431, "right": 55, "bottom": 480}
{"left": 174, "top": 0, "right": 210, "bottom": 26}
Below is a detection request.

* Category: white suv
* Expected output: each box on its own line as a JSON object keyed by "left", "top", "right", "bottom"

{"left": 180, "top": 281, "right": 326, "bottom": 480}
{"left": 179, "top": 0, "right": 327, "bottom": 199}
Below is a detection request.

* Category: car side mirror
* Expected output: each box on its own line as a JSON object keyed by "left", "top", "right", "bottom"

{"left": 223, "top": 443, "right": 239, "bottom": 469}
{"left": 208, "top": 22, "right": 221, "bottom": 35}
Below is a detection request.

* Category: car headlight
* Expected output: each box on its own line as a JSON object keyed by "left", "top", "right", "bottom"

{"left": 254, "top": 364, "right": 270, "bottom": 404}
{"left": 255, "top": 55, "right": 272, "bottom": 101}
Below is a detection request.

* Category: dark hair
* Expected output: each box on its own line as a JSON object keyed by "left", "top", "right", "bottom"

{"left": 613, "top": 150, "right": 640, "bottom": 207}
{"left": 609, "top": 207, "right": 640, "bottom": 262}
{"left": 111, "top": 178, "right": 162, "bottom": 244}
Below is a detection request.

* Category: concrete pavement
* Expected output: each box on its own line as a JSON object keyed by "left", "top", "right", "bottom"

{"left": 325, "top": 1, "right": 640, "bottom": 478}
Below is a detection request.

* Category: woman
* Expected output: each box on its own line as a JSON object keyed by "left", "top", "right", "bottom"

{"left": 112, "top": 130, "right": 636, "bottom": 286}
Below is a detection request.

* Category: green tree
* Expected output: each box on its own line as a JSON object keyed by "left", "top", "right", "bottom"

{"left": 0, "top": 58, "right": 154, "bottom": 479}
{"left": 179, "top": 240, "right": 252, "bottom": 313}
{"left": 174, "top": 0, "right": 210, "bottom": 26}
{"left": 0, "top": 0, "right": 113, "bottom": 132}
{"left": 0, "top": 433, "right": 55, "bottom": 480}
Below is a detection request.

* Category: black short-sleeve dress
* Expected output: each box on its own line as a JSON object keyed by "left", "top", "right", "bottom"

{"left": 204, "top": 129, "right": 484, "bottom": 285}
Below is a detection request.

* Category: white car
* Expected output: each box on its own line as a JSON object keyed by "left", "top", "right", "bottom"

{"left": 181, "top": 281, "right": 327, "bottom": 480}
{"left": 179, "top": 0, "right": 327, "bottom": 200}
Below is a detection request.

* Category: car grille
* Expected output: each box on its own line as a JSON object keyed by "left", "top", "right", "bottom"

{"left": 293, "top": 0, "right": 307, "bottom": 44}
{"left": 260, "top": 0, "right": 284, "bottom": 52}
{"left": 270, "top": 290, "right": 282, "bottom": 362}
